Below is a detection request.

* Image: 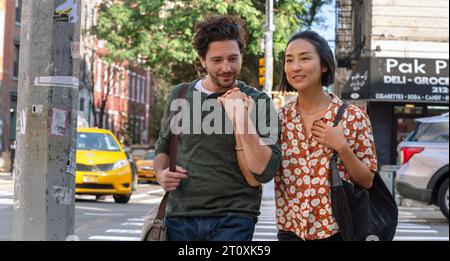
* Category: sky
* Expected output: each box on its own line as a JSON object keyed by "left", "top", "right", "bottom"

{"left": 310, "top": 0, "right": 336, "bottom": 52}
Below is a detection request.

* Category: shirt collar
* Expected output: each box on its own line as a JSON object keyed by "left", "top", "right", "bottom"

{"left": 286, "top": 92, "right": 343, "bottom": 123}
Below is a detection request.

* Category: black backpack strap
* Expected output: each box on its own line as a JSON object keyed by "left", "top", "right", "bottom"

{"left": 330, "top": 102, "right": 350, "bottom": 188}
{"left": 333, "top": 102, "right": 350, "bottom": 127}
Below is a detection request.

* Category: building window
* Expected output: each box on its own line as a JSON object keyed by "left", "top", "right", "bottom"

{"left": 137, "top": 76, "right": 141, "bottom": 103}
{"left": 13, "top": 43, "right": 20, "bottom": 78}
{"left": 15, "top": 0, "right": 22, "bottom": 24}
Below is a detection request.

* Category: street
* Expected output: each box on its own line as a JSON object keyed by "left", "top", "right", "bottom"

{"left": 0, "top": 173, "right": 448, "bottom": 241}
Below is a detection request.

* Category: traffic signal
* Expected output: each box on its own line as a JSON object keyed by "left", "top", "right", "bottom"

{"left": 259, "top": 58, "right": 265, "bottom": 88}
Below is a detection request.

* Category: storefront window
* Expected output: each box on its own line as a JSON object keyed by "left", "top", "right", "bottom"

{"left": 394, "top": 105, "right": 423, "bottom": 115}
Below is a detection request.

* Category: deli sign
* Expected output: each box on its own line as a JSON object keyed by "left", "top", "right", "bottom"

{"left": 343, "top": 57, "right": 449, "bottom": 102}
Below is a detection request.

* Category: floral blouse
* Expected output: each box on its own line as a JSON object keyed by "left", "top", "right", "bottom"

{"left": 275, "top": 93, "right": 378, "bottom": 240}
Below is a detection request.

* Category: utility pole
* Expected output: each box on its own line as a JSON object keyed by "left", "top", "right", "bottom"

{"left": 12, "top": 0, "right": 81, "bottom": 241}
{"left": 264, "top": 0, "right": 275, "bottom": 95}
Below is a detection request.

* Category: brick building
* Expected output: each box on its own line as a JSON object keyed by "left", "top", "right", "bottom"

{"left": 0, "top": 0, "right": 21, "bottom": 171}
{"left": 79, "top": 1, "right": 155, "bottom": 146}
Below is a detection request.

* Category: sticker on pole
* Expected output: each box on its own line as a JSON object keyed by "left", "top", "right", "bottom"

{"left": 51, "top": 108, "right": 68, "bottom": 136}
{"left": 53, "top": 0, "right": 79, "bottom": 23}
{"left": 34, "top": 76, "right": 79, "bottom": 89}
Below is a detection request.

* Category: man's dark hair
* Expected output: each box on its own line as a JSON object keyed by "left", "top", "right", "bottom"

{"left": 193, "top": 15, "right": 247, "bottom": 59}
{"left": 279, "top": 30, "right": 336, "bottom": 92}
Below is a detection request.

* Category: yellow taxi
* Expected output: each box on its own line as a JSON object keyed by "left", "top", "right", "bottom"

{"left": 76, "top": 127, "right": 132, "bottom": 203}
{"left": 136, "top": 150, "right": 156, "bottom": 182}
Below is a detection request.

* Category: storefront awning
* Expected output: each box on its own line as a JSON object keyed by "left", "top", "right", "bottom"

{"left": 341, "top": 57, "right": 449, "bottom": 103}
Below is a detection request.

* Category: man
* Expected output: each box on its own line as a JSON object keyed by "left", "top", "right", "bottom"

{"left": 154, "top": 15, "right": 281, "bottom": 241}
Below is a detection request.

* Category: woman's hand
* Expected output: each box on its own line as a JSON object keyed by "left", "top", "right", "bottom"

{"left": 218, "top": 87, "right": 254, "bottom": 128}
{"left": 311, "top": 121, "right": 349, "bottom": 153}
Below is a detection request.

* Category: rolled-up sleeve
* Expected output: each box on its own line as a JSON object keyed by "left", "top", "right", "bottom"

{"left": 250, "top": 93, "right": 282, "bottom": 184}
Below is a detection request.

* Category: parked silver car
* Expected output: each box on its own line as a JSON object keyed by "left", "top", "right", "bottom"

{"left": 395, "top": 113, "right": 449, "bottom": 220}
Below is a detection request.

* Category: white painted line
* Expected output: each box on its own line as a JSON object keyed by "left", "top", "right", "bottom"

{"left": 131, "top": 194, "right": 150, "bottom": 200}
{"left": 0, "top": 191, "right": 13, "bottom": 196}
{"left": 106, "top": 229, "right": 141, "bottom": 234}
{"left": 256, "top": 221, "right": 277, "bottom": 226}
{"left": 394, "top": 236, "right": 449, "bottom": 241}
{"left": 398, "top": 214, "right": 417, "bottom": 218}
{"left": 397, "top": 225, "right": 431, "bottom": 229}
{"left": 0, "top": 198, "right": 13, "bottom": 205}
{"left": 139, "top": 198, "right": 162, "bottom": 204}
{"left": 398, "top": 207, "right": 437, "bottom": 211}
{"left": 253, "top": 232, "right": 277, "bottom": 237}
{"left": 396, "top": 229, "right": 438, "bottom": 234}
{"left": 127, "top": 218, "right": 145, "bottom": 222}
{"left": 255, "top": 225, "right": 277, "bottom": 229}
{"left": 398, "top": 219, "right": 429, "bottom": 223}
{"left": 88, "top": 236, "right": 140, "bottom": 241}
{"left": 75, "top": 206, "right": 109, "bottom": 212}
{"left": 146, "top": 189, "right": 165, "bottom": 195}
{"left": 252, "top": 238, "right": 276, "bottom": 241}
{"left": 83, "top": 213, "right": 125, "bottom": 217}
{"left": 121, "top": 222, "right": 143, "bottom": 227}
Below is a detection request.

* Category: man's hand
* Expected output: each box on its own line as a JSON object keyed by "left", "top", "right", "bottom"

{"left": 218, "top": 87, "right": 254, "bottom": 129}
{"left": 156, "top": 166, "right": 188, "bottom": 192}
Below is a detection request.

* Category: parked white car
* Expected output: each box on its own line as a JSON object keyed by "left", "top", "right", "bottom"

{"left": 395, "top": 113, "right": 449, "bottom": 220}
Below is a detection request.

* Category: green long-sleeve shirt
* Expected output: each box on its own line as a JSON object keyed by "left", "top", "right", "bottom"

{"left": 155, "top": 79, "right": 281, "bottom": 219}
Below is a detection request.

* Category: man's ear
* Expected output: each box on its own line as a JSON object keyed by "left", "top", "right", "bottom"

{"left": 199, "top": 56, "right": 206, "bottom": 68}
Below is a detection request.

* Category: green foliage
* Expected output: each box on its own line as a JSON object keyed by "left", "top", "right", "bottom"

{"left": 93, "top": 0, "right": 331, "bottom": 140}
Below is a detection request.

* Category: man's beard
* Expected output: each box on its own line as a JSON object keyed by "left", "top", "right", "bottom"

{"left": 206, "top": 66, "right": 238, "bottom": 90}
{"left": 209, "top": 73, "right": 237, "bottom": 90}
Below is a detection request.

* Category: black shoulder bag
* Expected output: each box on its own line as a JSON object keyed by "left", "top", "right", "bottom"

{"left": 330, "top": 102, "right": 398, "bottom": 241}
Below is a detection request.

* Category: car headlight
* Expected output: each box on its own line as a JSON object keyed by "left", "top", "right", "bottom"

{"left": 142, "top": 166, "right": 154, "bottom": 171}
{"left": 112, "top": 159, "right": 129, "bottom": 170}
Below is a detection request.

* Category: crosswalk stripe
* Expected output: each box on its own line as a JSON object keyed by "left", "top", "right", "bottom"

{"left": 121, "top": 222, "right": 143, "bottom": 226}
{"left": 106, "top": 229, "right": 141, "bottom": 234}
{"left": 127, "top": 218, "right": 145, "bottom": 222}
{"left": 252, "top": 238, "right": 276, "bottom": 241}
{"left": 0, "top": 198, "right": 13, "bottom": 205}
{"left": 88, "top": 236, "right": 140, "bottom": 241}
{"left": 131, "top": 194, "right": 150, "bottom": 199}
{"left": 396, "top": 229, "right": 438, "bottom": 234}
{"left": 397, "top": 224, "right": 431, "bottom": 229}
{"left": 146, "top": 189, "right": 165, "bottom": 195}
{"left": 253, "top": 232, "right": 277, "bottom": 237}
{"left": 255, "top": 225, "right": 277, "bottom": 229}
{"left": 138, "top": 198, "right": 162, "bottom": 204}
{"left": 256, "top": 221, "right": 277, "bottom": 225}
{"left": 394, "top": 236, "right": 449, "bottom": 241}
{"left": 83, "top": 213, "right": 125, "bottom": 217}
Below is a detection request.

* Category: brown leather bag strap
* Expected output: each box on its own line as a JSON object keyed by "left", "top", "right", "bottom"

{"left": 156, "top": 83, "right": 189, "bottom": 220}
{"left": 169, "top": 83, "right": 190, "bottom": 172}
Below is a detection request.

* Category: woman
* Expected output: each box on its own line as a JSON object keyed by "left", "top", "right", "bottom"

{"left": 276, "top": 31, "right": 378, "bottom": 241}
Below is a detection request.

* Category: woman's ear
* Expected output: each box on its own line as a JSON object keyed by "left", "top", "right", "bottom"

{"left": 321, "top": 66, "right": 328, "bottom": 73}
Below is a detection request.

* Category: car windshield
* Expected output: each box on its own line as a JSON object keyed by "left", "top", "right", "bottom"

{"left": 77, "top": 132, "right": 120, "bottom": 151}
{"left": 144, "top": 151, "right": 155, "bottom": 160}
{"left": 407, "top": 122, "right": 449, "bottom": 142}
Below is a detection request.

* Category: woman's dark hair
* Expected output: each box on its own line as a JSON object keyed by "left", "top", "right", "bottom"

{"left": 279, "top": 30, "right": 336, "bottom": 92}
{"left": 193, "top": 15, "right": 247, "bottom": 59}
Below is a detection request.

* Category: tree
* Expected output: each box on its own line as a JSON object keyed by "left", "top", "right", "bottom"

{"left": 93, "top": 0, "right": 332, "bottom": 140}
